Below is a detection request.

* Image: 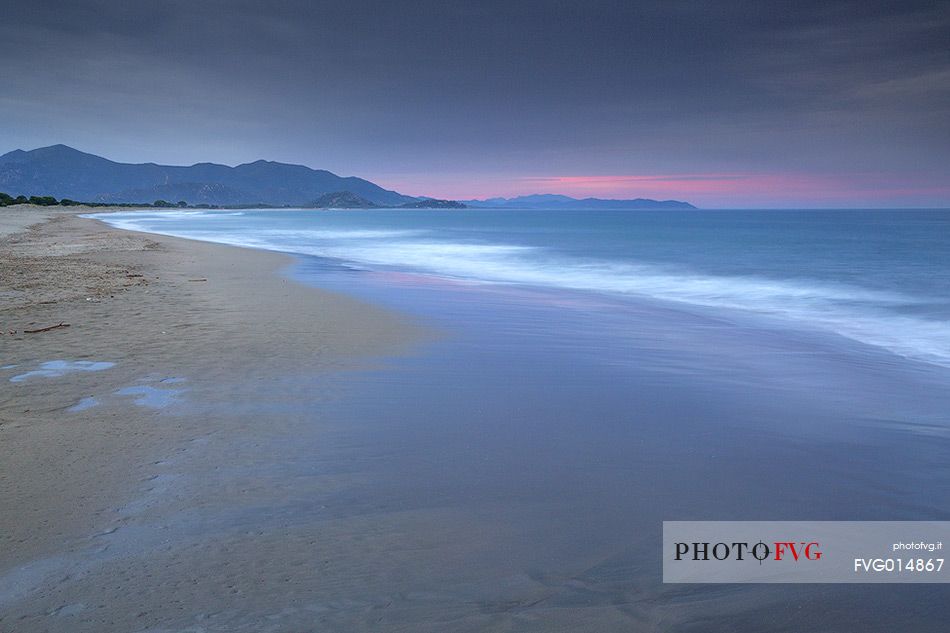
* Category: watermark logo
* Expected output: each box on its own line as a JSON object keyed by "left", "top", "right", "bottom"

{"left": 674, "top": 540, "right": 822, "bottom": 562}
{"left": 663, "top": 522, "right": 947, "bottom": 583}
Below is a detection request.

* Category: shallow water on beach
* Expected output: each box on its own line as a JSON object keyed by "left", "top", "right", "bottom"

{"left": 91, "top": 208, "right": 950, "bottom": 631}
{"left": 290, "top": 259, "right": 950, "bottom": 631}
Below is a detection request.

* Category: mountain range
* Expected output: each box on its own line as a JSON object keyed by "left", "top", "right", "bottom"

{"left": 464, "top": 194, "right": 695, "bottom": 210}
{"left": 0, "top": 145, "right": 413, "bottom": 207}
{"left": 0, "top": 145, "right": 695, "bottom": 210}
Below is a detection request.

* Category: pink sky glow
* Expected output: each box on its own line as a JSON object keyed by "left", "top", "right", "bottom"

{"left": 373, "top": 172, "right": 950, "bottom": 208}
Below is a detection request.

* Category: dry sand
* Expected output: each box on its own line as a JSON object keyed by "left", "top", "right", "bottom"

{"left": 0, "top": 206, "right": 425, "bottom": 631}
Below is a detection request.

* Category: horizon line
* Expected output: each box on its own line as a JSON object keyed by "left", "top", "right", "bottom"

{"left": 5, "top": 144, "right": 950, "bottom": 209}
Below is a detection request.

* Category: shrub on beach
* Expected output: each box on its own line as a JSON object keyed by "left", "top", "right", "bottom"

{"left": 0, "top": 192, "right": 196, "bottom": 209}
{"left": 28, "top": 195, "right": 59, "bottom": 206}
{"left": 0, "top": 193, "right": 58, "bottom": 206}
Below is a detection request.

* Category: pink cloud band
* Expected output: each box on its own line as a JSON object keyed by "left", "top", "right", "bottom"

{"left": 376, "top": 172, "right": 950, "bottom": 208}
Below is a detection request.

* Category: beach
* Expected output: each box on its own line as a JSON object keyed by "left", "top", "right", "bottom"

{"left": 4, "top": 0, "right": 947, "bottom": 628}
{"left": 0, "top": 207, "right": 421, "bottom": 631}
{"left": 2, "top": 206, "right": 950, "bottom": 631}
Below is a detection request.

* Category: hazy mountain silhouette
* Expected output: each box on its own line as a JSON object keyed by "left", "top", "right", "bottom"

{"left": 464, "top": 193, "right": 695, "bottom": 209}
{"left": 311, "top": 191, "right": 379, "bottom": 208}
{"left": 0, "top": 145, "right": 414, "bottom": 206}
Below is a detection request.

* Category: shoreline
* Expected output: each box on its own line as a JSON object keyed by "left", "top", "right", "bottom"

{"left": 4, "top": 205, "right": 950, "bottom": 631}
{"left": 0, "top": 207, "right": 423, "bottom": 601}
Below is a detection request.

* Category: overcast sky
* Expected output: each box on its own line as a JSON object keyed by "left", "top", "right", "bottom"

{"left": 2, "top": 0, "right": 948, "bottom": 207}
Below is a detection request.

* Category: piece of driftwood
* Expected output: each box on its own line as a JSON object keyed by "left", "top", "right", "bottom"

{"left": 188, "top": 278, "right": 207, "bottom": 282}
{"left": 23, "top": 322, "right": 70, "bottom": 334}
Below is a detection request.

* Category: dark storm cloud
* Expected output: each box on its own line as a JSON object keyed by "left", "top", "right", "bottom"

{"left": 2, "top": 0, "right": 948, "bottom": 205}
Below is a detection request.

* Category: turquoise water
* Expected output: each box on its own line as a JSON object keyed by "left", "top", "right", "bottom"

{"left": 91, "top": 208, "right": 950, "bottom": 631}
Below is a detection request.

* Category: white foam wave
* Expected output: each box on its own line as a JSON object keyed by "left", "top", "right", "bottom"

{"left": 260, "top": 228, "right": 427, "bottom": 240}
{"left": 255, "top": 238, "right": 950, "bottom": 367}
{"left": 91, "top": 212, "right": 950, "bottom": 368}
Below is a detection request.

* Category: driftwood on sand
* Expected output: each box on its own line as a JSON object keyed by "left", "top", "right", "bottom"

{"left": 23, "top": 322, "right": 71, "bottom": 334}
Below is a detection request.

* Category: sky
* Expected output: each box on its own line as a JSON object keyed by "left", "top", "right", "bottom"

{"left": 1, "top": 0, "right": 949, "bottom": 207}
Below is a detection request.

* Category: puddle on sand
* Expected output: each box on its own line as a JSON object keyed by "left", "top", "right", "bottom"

{"left": 10, "top": 360, "right": 115, "bottom": 383}
{"left": 115, "top": 385, "right": 184, "bottom": 409}
{"left": 54, "top": 375, "right": 190, "bottom": 412}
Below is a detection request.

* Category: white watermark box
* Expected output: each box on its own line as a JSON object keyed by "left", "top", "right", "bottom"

{"left": 663, "top": 521, "right": 948, "bottom": 583}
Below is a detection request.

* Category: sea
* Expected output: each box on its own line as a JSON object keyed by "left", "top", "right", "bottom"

{"left": 92, "top": 208, "right": 950, "bottom": 631}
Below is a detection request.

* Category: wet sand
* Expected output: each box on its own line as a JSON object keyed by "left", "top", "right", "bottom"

{"left": 0, "top": 207, "right": 422, "bottom": 631}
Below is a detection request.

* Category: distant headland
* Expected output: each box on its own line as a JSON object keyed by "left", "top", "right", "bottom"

{"left": 310, "top": 191, "right": 465, "bottom": 209}
{"left": 464, "top": 194, "right": 695, "bottom": 210}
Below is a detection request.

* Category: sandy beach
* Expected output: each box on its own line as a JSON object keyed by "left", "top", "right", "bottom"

{"left": 0, "top": 206, "right": 421, "bottom": 631}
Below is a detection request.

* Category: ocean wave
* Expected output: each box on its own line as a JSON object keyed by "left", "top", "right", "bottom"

{"left": 260, "top": 228, "right": 428, "bottom": 240}
{"left": 249, "top": 237, "right": 950, "bottom": 367}
{"left": 91, "top": 211, "right": 950, "bottom": 368}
